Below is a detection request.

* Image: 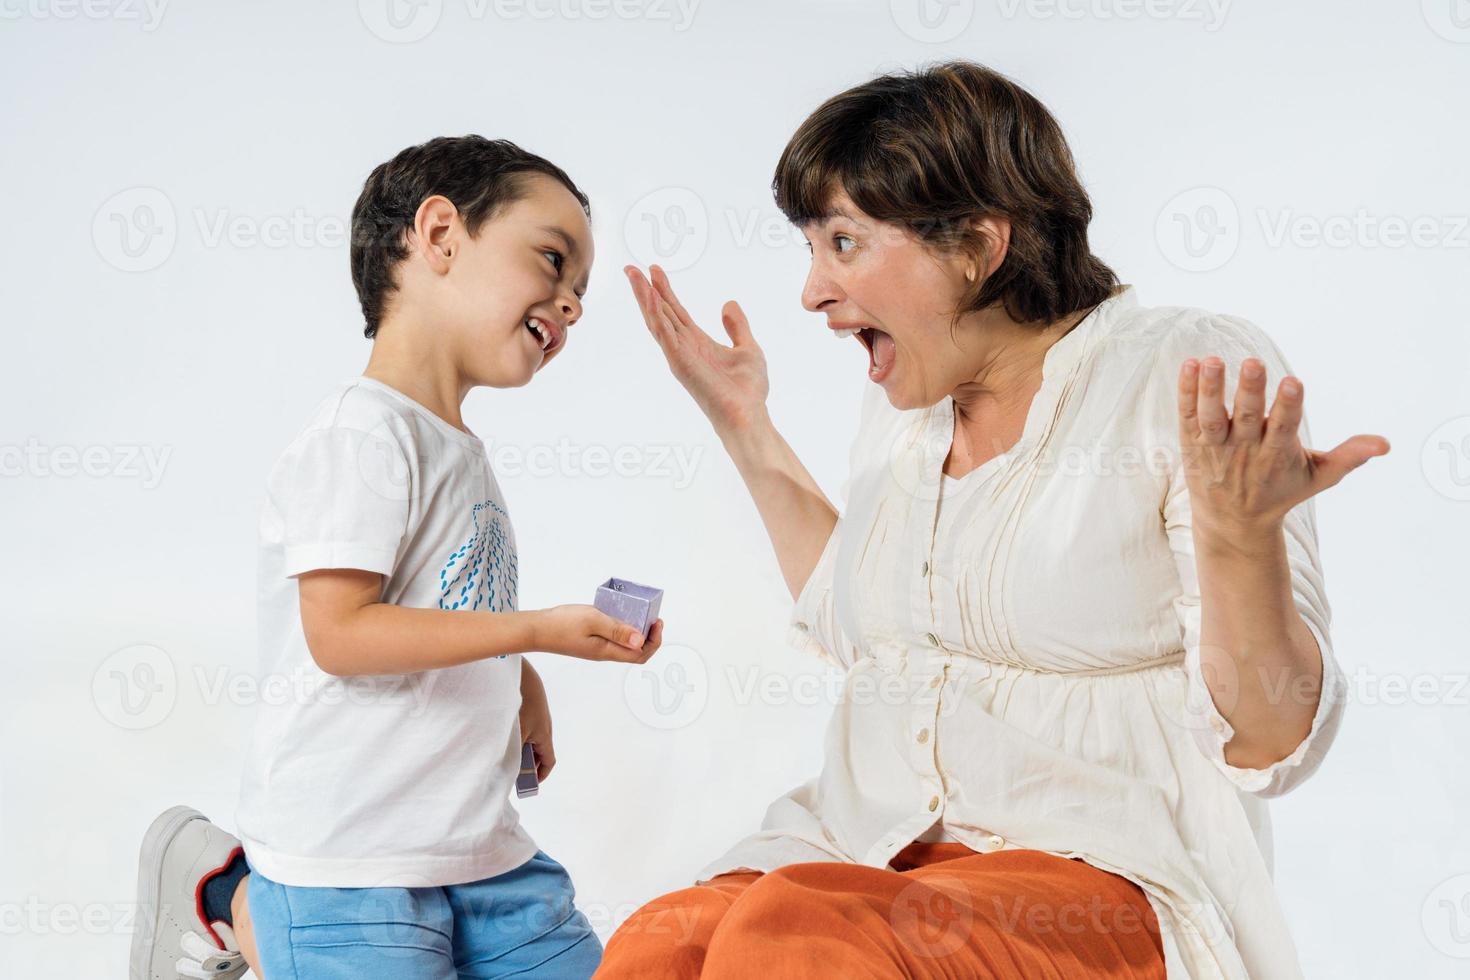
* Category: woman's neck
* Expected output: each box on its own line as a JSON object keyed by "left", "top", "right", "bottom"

{"left": 949, "top": 306, "right": 1085, "bottom": 422}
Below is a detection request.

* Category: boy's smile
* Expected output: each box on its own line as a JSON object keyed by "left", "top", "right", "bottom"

{"left": 524, "top": 314, "right": 565, "bottom": 356}
{"left": 475, "top": 187, "right": 593, "bottom": 382}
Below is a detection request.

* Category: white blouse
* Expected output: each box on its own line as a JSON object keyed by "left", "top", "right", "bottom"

{"left": 698, "top": 288, "right": 1347, "bottom": 980}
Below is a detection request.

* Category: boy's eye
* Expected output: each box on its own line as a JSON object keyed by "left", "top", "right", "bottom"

{"left": 542, "top": 249, "right": 564, "bottom": 273}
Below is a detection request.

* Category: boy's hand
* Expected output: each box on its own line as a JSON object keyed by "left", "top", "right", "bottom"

{"left": 519, "top": 662, "right": 555, "bottom": 782}
{"left": 531, "top": 605, "right": 665, "bottom": 663}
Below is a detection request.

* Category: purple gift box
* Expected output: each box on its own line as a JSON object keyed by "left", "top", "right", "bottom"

{"left": 516, "top": 742, "right": 539, "bottom": 799}
{"left": 594, "top": 577, "right": 663, "bottom": 637}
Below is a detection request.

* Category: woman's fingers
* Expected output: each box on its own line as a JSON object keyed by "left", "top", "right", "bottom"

{"left": 1229, "top": 359, "right": 1267, "bottom": 443}
{"left": 721, "top": 300, "right": 754, "bottom": 348}
{"left": 1177, "top": 359, "right": 1201, "bottom": 440}
{"left": 625, "top": 266, "right": 681, "bottom": 350}
{"left": 1308, "top": 434, "right": 1392, "bottom": 493}
{"left": 650, "top": 264, "right": 697, "bottom": 330}
{"left": 1263, "top": 376, "right": 1305, "bottom": 449}
{"left": 1196, "top": 357, "right": 1229, "bottom": 444}
{"left": 624, "top": 266, "right": 658, "bottom": 322}
{"left": 628, "top": 265, "right": 722, "bottom": 357}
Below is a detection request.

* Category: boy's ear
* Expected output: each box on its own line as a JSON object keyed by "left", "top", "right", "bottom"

{"left": 412, "top": 195, "right": 461, "bottom": 274}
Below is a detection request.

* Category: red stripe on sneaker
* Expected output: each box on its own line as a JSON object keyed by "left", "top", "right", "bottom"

{"left": 194, "top": 845, "right": 244, "bottom": 950}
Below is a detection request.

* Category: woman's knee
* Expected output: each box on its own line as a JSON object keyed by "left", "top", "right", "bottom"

{"left": 708, "top": 862, "right": 887, "bottom": 941}
{"left": 596, "top": 874, "right": 759, "bottom": 979}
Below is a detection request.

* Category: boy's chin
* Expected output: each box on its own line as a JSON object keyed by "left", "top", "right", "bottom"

{"left": 468, "top": 353, "right": 544, "bottom": 389}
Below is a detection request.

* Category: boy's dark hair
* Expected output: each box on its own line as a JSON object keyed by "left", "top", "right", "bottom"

{"left": 350, "top": 135, "right": 590, "bottom": 339}
{"left": 773, "top": 61, "right": 1116, "bottom": 326}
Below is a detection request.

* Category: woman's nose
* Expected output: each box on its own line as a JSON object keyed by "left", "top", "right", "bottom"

{"left": 802, "top": 266, "right": 841, "bottom": 313}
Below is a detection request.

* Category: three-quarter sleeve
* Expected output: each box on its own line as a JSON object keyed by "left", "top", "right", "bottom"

{"left": 788, "top": 518, "right": 857, "bottom": 668}
{"left": 1155, "top": 313, "right": 1350, "bottom": 798}
{"left": 786, "top": 383, "right": 892, "bottom": 669}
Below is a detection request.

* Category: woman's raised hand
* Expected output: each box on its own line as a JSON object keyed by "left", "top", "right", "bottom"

{"left": 1176, "top": 356, "right": 1390, "bottom": 539}
{"left": 625, "top": 264, "right": 770, "bottom": 436}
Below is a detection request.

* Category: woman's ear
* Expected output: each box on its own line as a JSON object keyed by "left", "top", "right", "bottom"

{"left": 968, "top": 215, "right": 1012, "bottom": 281}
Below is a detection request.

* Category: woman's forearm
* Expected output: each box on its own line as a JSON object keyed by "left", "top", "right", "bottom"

{"left": 718, "top": 409, "right": 839, "bottom": 600}
{"left": 1194, "top": 522, "right": 1324, "bottom": 769}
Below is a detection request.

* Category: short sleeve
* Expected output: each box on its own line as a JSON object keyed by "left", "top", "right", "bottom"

{"left": 787, "top": 383, "right": 890, "bottom": 669}
{"left": 1155, "top": 313, "right": 1349, "bottom": 798}
{"left": 271, "top": 426, "right": 412, "bottom": 579}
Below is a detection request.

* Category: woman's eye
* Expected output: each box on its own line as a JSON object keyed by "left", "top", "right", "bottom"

{"left": 834, "top": 234, "right": 856, "bottom": 254}
{"left": 542, "top": 249, "right": 564, "bottom": 273}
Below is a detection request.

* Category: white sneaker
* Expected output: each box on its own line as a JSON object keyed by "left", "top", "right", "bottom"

{"left": 130, "top": 806, "right": 249, "bottom": 980}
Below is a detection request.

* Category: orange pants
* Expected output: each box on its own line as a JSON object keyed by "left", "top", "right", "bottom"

{"left": 595, "top": 843, "right": 1166, "bottom": 979}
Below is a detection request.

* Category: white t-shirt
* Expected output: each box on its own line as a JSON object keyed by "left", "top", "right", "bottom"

{"left": 237, "top": 376, "right": 536, "bottom": 888}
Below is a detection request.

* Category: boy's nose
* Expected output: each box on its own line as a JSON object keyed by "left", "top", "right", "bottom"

{"left": 560, "top": 293, "right": 582, "bottom": 326}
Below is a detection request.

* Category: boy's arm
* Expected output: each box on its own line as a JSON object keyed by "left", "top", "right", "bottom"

{"left": 298, "top": 568, "right": 663, "bottom": 676}
{"left": 519, "top": 660, "right": 555, "bottom": 780}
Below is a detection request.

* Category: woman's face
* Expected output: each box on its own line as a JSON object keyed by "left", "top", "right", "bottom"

{"left": 799, "top": 192, "right": 978, "bottom": 411}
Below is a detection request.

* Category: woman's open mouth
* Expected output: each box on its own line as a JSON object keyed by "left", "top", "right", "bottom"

{"left": 852, "top": 326, "right": 896, "bottom": 384}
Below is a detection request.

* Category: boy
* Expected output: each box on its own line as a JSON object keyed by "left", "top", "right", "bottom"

{"left": 129, "top": 136, "right": 664, "bottom": 980}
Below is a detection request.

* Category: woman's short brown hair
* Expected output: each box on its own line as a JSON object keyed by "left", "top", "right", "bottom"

{"left": 774, "top": 61, "right": 1116, "bottom": 325}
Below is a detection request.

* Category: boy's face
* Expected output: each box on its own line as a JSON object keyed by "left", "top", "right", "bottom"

{"left": 439, "top": 174, "right": 594, "bottom": 388}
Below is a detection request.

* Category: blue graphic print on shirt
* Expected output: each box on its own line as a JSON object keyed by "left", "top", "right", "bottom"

{"left": 437, "top": 500, "right": 518, "bottom": 614}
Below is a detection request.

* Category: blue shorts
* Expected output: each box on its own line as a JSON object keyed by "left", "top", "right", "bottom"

{"left": 247, "top": 851, "right": 602, "bottom": 979}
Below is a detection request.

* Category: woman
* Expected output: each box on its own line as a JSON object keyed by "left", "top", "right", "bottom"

{"left": 604, "top": 61, "right": 1387, "bottom": 978}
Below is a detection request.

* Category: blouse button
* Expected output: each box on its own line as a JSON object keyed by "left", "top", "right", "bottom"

{"left": 916, "top": 728, "right": 930, "bottom": 744}
{"left": 927, "top": 796, "right": 940, "bottom": 812}
{"left": 1209, "top": 716, "right": 1226, "bottom": 735}
{"left": 925, "top": 632, "right": 940, "bottom": 647}
{"left": 795, "top": 622, "right": 810, "bottom": 633}
{"left": 920, "top": 561, "right": 929, "bottom": 576}
{"left": 988, "top": 834, "right": 1005, "bottom": 849}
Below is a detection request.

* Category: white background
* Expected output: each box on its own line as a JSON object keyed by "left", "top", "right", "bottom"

{"left": 3, "top": 1, "right": 1468, "bottom": 976}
